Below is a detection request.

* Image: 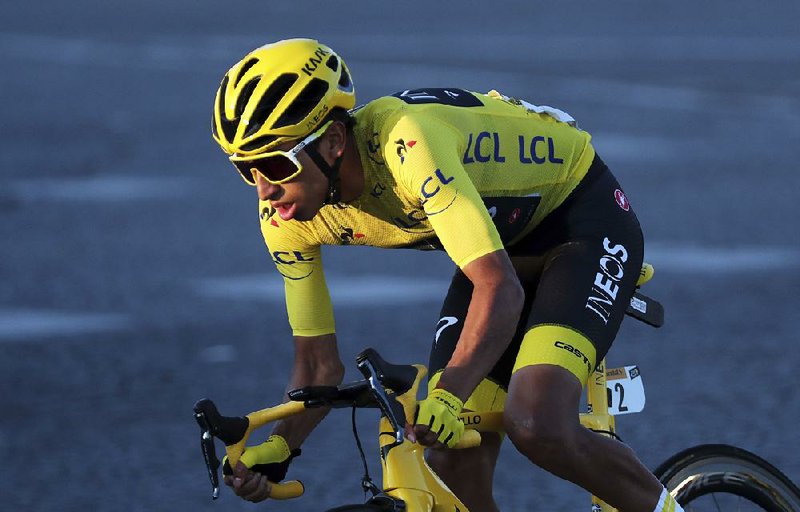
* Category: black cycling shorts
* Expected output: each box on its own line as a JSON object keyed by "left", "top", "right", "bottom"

{"left": 429, "top": 154, "right": 644, "bottom": 388}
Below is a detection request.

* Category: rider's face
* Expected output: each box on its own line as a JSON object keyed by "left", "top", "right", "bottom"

{"left": 254, "top": 146, "right": 328, "bottom": 222}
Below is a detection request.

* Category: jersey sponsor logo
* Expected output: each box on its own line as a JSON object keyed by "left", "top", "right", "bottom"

{"left": 435, "top": 316, "right": 459, "bottom": 345}
{"left": 339, "top": 227, "right": 366, "bottom": 244}
{"left": 482, "top": 195, "right": 540, "bottom": 243}
{"left": 420, "top": 168, "right": 458, "bottom": 216}
{"left": 585, "top": 237, "right": 630, "bottom": 324}
{"left": 392, "top": 208, "right": 430, "bottom": 232}
{"left": 371, "top": 182, "right": 387, "bottom": 198}
{"left": 420, "top": 168, "right": 454, "bottom": 199}
{"left": 271, "top": 250, "right": 316, "bottom": 281}
{"left": 554, "top": 340, "right": 593, "bottom": 375}
{"left": 461, "top": 132, "right": 564, "bottom": 165}
{"left": 614, "top": 189, "right": 630, "bottom": 211}
{"left": 260, "top": 205, "right": 276, "bottom": 220}
{"left": 463, "top": 131, "right": 506, "bottom": 164}
{"left": 518, "top": 135, "right": 563, "bottom": 164}
{"left": 260, "top": 205, "right": 281, "bottom": 227}
{"left": 300, "top": 46, "right": 331, "bottom": 76}
{"left": 272, "top": 250, "right": 316, "bottom": 265}
{"left": 394, "top": 138, "right": 417, "bottom": 164}
{"left": 366, "top": 132, "right": 385, "bottom": 165}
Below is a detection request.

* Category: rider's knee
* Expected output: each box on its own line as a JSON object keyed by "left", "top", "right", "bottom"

{"left": 504, "top": 409, "right": 578, "bottom": 466}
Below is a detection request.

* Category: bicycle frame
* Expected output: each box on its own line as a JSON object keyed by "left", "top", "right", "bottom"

{"left": 194, "top": 264, "right": 663, "bottom": 511}
{"left": 582, "top": 358, "right": 617, "bottom": 512}
{"left": 195, "top": 355, "right": 626, "bottom": 511}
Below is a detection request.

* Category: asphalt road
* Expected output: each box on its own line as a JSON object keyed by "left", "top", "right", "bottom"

{"left": 1, "top": 1, "right": 799, "bottom": 510}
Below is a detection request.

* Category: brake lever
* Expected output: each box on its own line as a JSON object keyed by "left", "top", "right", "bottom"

{"left": 194, "top": 403, "right": 221, "bottom": 499}
{"left": 358, "top": 358, "right": 406, "bottom": 444}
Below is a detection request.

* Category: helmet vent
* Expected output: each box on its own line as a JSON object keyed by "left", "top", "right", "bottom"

{"left": 244, "top": 73, "right": 299, "bottom": 137}
{"left": 338, "top": 66, "right": 353, "bottom": 92}
{"left": 326, "top": 55, "right": 339, "bottom": 72}
{"left": 234, "top": 58, "right": 259, "bottom": 87}
{"left": 217, "top": 74, "right": 238, "bottom": 143}
{"left": 273, "top": 78, "right": 329, "bottom": 129}
{"left": 236, "top": 77, "right": 261, "bottom": 119}
{"left": 240, "top": 135, "right": 277, "bottom": 152}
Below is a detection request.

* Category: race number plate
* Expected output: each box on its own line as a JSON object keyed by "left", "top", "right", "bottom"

{"left": 606, "top": 366, "right": 645, "bottom": 415}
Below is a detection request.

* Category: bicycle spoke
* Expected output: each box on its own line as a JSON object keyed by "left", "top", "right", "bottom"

{"left": 710, "top": 492, "right": 721, "bottom": 511}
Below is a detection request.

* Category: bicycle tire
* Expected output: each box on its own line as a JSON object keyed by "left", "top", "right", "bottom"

{"left": 654, "top": 444, "right": 800, "bottom": 511}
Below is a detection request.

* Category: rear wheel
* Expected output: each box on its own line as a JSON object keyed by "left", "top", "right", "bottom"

{"left": 654, "top": 444, "right": 800, "bottom": 511}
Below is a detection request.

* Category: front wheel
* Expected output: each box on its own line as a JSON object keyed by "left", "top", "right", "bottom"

{"left": 654, "top": 444, "right": 800, "bottom": 511}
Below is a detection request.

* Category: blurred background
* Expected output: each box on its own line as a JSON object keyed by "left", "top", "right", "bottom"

{"left": 1, "top": 1, "right": 799, "bottom": 510}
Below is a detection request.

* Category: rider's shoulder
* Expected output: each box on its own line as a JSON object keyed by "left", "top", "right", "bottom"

{"left": 354, "top": 94, "right": 453, "bottom": 142}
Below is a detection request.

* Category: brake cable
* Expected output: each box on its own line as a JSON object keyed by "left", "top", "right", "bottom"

{"left": 352, "top": 405, "right": 382, "bottom": 498}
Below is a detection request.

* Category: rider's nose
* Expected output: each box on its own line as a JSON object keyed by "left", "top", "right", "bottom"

{"left": 255, "top": 172, "right": 280, "bottom": 201}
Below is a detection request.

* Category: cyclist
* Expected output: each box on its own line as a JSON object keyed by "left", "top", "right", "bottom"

{"left": 212, "top": 38, "right": 683, "bottom": 512}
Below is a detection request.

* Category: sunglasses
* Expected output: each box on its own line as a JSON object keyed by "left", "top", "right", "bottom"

{"left": 229, "top": 120, "right": 333, "bottom": 185}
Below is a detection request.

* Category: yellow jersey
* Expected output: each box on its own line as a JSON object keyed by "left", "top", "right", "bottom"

{"left": 259, "top": 89, "right": 595, "bottom": 336}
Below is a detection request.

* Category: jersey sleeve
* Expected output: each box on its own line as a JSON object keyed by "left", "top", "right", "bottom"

{"left": 386, "top": 114, "right": 504, "bottom": 268}
{"left": 259, "top": 203, "right": 336, "bottom": 337}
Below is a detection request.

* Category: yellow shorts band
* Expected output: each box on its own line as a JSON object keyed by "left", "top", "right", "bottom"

{"left": 511, "top": 324, "right": 597, "bottom": 386}
{"left": 428, "top": 371, "right": 507, "bottom": 414}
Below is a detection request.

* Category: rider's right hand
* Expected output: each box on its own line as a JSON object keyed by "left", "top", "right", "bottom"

{"left": 222, "top": 434, "right": 301, "bottom": 502}
{"left": 224, "top": 460, "right": 274, "bottom": 503}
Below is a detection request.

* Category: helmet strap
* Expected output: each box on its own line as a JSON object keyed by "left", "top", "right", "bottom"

{"left": 304, "top": 144, "right": 343, "bottom": 205}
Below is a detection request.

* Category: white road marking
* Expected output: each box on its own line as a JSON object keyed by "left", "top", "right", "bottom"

{"left": 199, "top": 344, "right": 238, "bottom": 363}
{"left": 645, "top": 245, "right": 800, "bottom": 272}
{"left": 590, "top": 133, "right": 680, "bottom": 163}
{"left": 194, "top": 276, "right": 451, "bottom": 305}
{"left": 11, "top": 176, "right": 188, "bottom": 201}
{"left": 194, "top": 246, "right": 799, "bottom": 303}
{"left": 0, "top": 310, "right": 129, "bottom": 341}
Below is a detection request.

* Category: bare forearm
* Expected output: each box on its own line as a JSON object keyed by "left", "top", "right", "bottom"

{"left": 437, "top": 253, "right": 524, "bottom": 401}
{"left": 272, "top": 334, "right": 345, "bottom": 449}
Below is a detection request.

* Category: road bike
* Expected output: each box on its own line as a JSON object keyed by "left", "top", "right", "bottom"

{"left": 194, "top": 264, "right": 800, "bottom": 511}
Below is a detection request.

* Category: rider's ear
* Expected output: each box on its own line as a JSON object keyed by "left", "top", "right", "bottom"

{"left": 323, "top": 121, "right": 347, "bottom": 159}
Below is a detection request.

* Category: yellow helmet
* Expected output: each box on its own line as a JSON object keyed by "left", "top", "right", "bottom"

{"left": 212, "top": 38, "right": 356, "bottom": 157}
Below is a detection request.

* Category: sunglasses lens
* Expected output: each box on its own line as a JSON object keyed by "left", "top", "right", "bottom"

{"left": 234, "top": 154, "right": 300, "bottom": 184}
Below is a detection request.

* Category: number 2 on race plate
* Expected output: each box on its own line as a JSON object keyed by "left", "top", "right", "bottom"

{"left": 606, "top": 365, "right": 645, "bottom": 415}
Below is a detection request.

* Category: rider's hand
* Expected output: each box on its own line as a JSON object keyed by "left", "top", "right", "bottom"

{"left": 411, "top": 388, "right": 465, "bottom": 448}
{"left": 224, "top": 461, "right": 274, "bottom": 503}
{"left": 222, "top": 434, "right": 300, "bottom": 502}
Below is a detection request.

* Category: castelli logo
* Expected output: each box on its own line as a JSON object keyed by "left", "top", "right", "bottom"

{"left": 614, "top": 189, "right": 630, "bottom": 211}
